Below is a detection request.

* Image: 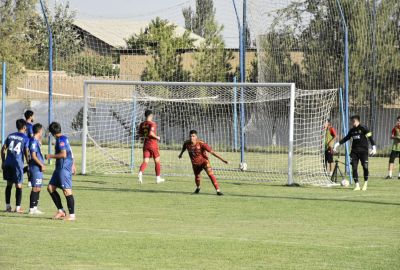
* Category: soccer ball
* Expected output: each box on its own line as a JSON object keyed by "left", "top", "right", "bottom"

{"left": 341, "top": 179, "right": 350, "bottom": 187}
{"left": 239, "top": 162, "right": 248, "bottom": 171}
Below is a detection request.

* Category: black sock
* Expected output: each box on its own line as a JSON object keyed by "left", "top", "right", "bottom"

{"left": 5, "top": 185, "right": 12, "bottom": 204}
{"left": 36, "top": 191, "right": 40, "bottom": 207}
{"left": 49, "top": 190, "right": 63, "bottom": 210}
{"left": 15, "top": 187, "right": 22, "bottom": 207}
{"left": 66, "top": 195, "right": 75, "bottom": 215}
{"left": 29, "top": 191, "right": 35, "bottom": 209}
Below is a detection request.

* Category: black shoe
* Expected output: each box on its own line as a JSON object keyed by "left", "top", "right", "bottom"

{"left": 192, "top": 188, "right": 200, "bottom": 194}
{"left": 398, "top": 176, "right": 400, "bottom": 180}
{"left": 216, "top": 191, "right": 224, "bottom": 196}
{"left": 385, "top": 176, "right": 393, "bottom": 179}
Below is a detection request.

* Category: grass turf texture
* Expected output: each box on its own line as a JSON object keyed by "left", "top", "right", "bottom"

{"left": 0, "top": 147, "right": 399, "bottom": 269}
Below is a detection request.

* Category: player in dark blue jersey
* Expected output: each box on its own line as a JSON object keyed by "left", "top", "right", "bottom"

{"left": 24, "top": 110, "right": 35, "bottom": 188}
{"left": 28, "top": 123, "right": 46, "bottom": 215}
{"left": 24, "top": 110, "right": 35, "bottom": 139}
{"left": 45, "top": 122, "right": 76, "bottom": 221}
{"left": 1, "top": 119, "right": 30, "bottom": 213}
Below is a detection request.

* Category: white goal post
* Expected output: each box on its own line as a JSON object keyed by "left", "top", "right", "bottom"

{"left": 81, "top": 80, "right": 337, "bottom": 186}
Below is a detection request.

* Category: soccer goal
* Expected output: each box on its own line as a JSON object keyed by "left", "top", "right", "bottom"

{"left": 81, "top": 80, "right": 337, "bottom": 185}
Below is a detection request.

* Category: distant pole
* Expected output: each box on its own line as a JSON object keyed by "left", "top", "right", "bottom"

{"left": 1, "top": 62, "right": 6, "bottom": 145}
{"left": 242, "top": 0, "right": 247, "bottom": 83}
{"left": 233, "top": 77, "right": 238, "bottom": 151}
{"left": 336, "top": 0, "right": 351, "bottom": 176}
{"left": 339, "top": 87, "right": 353, "bottom": 183}
{"left": 130, "top": 95, "right": 137, "bottom": 173}
{"left": 39, "top": 0, "right": 53, "bottom": 160}
{"left": 369, "top": 0, "right": 377, "bottom": 131}
{"left": 232, "top": 0, "right": 246, "bottom": 163}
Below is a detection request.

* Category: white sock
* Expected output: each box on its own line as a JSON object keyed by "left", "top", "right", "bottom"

{"left": 398, "top": 172, "right": 400, "bottom": 177}
{"left": 156, "top": 176, "right": 162, "bottom": 180}
{"left": 388, "top": 171, "right": 392, "bottom": 177}
{"left": 58, "top": 209, "right": 64, "bottom": 213}
{"left": 70, "top": 214, "right": 75, "bottom": 218}
{"left": 30, "top": 208, "right": 34, "bottom": 212}
{"left": 355, "top": 183, "right": 360, "bottom": 187}
{"left": 363, "top": 181, "right": 368, "bottom": 186}
{"left": 34, "top": 206, "right": 38, "bottom": 210}
{"left": 138, "top": 171, "right": 143, "bottom": 176}
{"left": 16, "top": 206, "right": 21, "bottom": 211}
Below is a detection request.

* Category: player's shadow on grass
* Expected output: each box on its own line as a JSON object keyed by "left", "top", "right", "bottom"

{"left": 74, "top": 185, "right": 400, "bottom": 206}
{"left": 0, "top": 212, "right": 55, "bottom": 220}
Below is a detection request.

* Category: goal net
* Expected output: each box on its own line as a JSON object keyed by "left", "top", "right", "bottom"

{"left": 82, "top": 81, "right": 337, "bottom": 185}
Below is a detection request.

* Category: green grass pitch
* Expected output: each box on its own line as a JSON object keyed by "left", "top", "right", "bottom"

{"left": 0, "top": 148, "right": 399, "bottom": 269}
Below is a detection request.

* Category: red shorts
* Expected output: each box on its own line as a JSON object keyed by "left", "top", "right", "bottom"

{"left": 143, "top": 147, "right": 160, "bottom": 159}
{"left": 192, "top": 160, "right": 211, "bottom": 176}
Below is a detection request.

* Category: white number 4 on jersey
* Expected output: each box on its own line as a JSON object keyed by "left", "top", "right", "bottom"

{"left": 8, "top": 141, "right": 22, "bottom": 155}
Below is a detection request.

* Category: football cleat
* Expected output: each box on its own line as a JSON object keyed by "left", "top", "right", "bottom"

{"left": 31, "top": 209, "right": 44, "bottom": 215}
{"left": 138, "top": 173, "right": 143, "bottom": 184}
{"left": 63, "top": 215, "right": 76, "bottom": 221}
{"left": 14, "top": 208, "right": 24, "bottom": 214}
{"left": 353, "top": 184, "right": 361, "bottom": 191}
{"left": 53, "top": 210, "right": 66, "bottom": 220}
{"left": 385, "top": 176, "right": 393, "bottom": 179}
{"left": 216, "top": 191, "right": 224, "bottom": 196}
{"left": 5, "top": 206, "right": 12, "bottom": 212}
{"left": 362, "top": 183, "right": 368, "bottom": 191}
{"left": 192, "top": 187, "right": 201, "bottom": 194}
{"left": 156, "top": 178, "right": 165, "bottom": 184}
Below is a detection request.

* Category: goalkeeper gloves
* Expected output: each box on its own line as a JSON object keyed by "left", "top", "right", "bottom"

{"left": 333, "top": 142, "right": 340, "bottom": 153}
{"left": 370, "top": 145, "right": 377, "bottom": 156}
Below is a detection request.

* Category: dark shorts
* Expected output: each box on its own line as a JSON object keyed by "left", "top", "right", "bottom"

{"left": 192, "top": 160, "right": 212, "bottom": 176}
{"left": 143, "top": 147, "right": 160, "bottom": 159}
{"left": 350, "top": 151, "right": 369, "bottom": 167}
{"left": 389, "top": 151, "right": 400, "bottom": 163}
{"left": 3, "top": 165, "right": 24, "bottom": 184}
{"left": 29, "top": 166, "right": 43, "bottom": 188}
{"left": 325, "top": 149, "right": 334, "bottom": 163}
{"left": 49, "top": 169, "right": 72, "bottom": 189}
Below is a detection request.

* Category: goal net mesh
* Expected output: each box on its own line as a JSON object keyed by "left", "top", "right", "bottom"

{"left": 83, "top": 82, "right": 337, "bottom": 185}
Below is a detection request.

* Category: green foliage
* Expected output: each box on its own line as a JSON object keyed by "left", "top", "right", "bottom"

{"left": 0, "top": 0, "right": 37, "bottom": 92}
{"left": 65, "top": 54, "right": 119, "bottom": 77}
{"left": 259, "top": 0, "right": 399, "bottom": 105}
{"left": 26, "top": 1, "right": 82, "bottom": 70}
{"left": 182, "top": 0, "right": 215, "bottom": 38}
{"left": 191, "top": 21, "right": 234, "bottom": 82}
{"left": 126, "top": 17, "right": 194, "bottom": 82}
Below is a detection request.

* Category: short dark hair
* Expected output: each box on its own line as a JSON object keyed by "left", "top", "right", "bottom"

{"left": 326, "top": 118, "right": 331, "bottom": 123}
{"left": 33, "top": 123, "right": 43, "bottom": 134}
{"left": 48, "top": 122, "right": 62, "bottom": 135}
{"left": 145, "top": 110, "right": 153, "bottom": 118}
{"left": 189, "top": 130, "right": 197, "bottom": 135}
{"left": 350, "top": 115, "right": 360, "bottom": 121}
{"left": 24, "top": 110, "right": 34, "bottom": 120}
{"left": 16, "top": 119, "right": 26, "bottom": 130}
{"left": 397, "top": 116, "right": 400, "bottom": 121}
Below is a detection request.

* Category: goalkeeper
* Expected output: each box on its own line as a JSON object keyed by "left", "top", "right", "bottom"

{"left": 334, "top": 115, "right": 376, "bottom": 191}
{"left": 386, "top": 116, "right": 400, "bottom": 179}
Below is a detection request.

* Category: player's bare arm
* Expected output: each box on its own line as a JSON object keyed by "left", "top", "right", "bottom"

{"left": 1, "top": 143, "right": 7, "bottom": 169}
{"left": 210, "top": 151, "right": 229, "bottom": 164}
{"left": 149, "top": 130, "right": 160, "bottom": 141}
{"left": 178, "top": 144, "right": 186, "bottom": 159}
{"left": 45, "top": 150, "right": 67, "bottom": 160}
{"left": 31, "top": 152, "right": 45, "bottom": 172}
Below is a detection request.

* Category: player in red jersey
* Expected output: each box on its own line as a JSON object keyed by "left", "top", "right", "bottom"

{"left": 138, "top": 110, "right": 164, "bottom": 184}
{"left": 178, "top": 130, "right": 228, "bottom": 196}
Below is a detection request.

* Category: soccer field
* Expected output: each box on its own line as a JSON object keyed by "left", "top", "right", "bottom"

{"left": 0, "top": 149, "right": 399, "bottom": 269}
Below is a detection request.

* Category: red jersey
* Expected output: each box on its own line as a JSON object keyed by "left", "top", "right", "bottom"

{"left": 139, "top": 121, "right": 158, "bottom": 149}
{"left": 184, "top": 140, "right": 213, "bottom": 166}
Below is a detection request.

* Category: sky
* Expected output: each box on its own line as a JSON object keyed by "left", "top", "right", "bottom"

{"left": 48, "top": 0, "right": 244, "bottom": 48}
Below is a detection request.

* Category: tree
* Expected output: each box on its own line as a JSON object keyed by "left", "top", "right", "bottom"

{"left": 126, "top": 17, "right": 194, "bottom": 81}
{"left": 26, "top": 1, "right": 82, "bottom": 71}
{"left": 191, "top": 20, "right": 234, "bottom": 82}
{"left": 182, "top": 0, "right": 215, "bottom": 38}
{"left": 0, "top": 0, "right": 37, "bottom": 93}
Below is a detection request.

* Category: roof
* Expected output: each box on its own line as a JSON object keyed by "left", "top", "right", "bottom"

{"left": 73, "top": 19, "right": 204, "bottom": 48}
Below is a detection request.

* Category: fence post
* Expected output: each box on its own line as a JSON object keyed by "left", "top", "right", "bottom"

{"left": 1, "top": 62, "right": 6, "bottom": 145}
